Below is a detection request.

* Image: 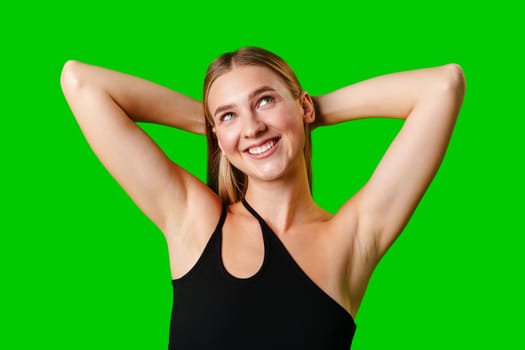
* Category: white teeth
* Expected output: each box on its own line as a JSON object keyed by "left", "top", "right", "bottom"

{"left": 248, "top": 140, "right": 275, "bottom": 155}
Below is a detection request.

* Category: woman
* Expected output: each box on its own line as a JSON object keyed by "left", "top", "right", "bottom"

{"left": 61, "top": 47, "right": 465, "bottom": 349}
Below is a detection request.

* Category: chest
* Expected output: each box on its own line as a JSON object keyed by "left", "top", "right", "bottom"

{"left": 169, "top": 213, "right": 357, "bottom": 349}
{"left": 220, "top": 216, "right": 352, "bottom": 314}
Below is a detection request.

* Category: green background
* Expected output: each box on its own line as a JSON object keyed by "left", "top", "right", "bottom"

{"left": 2, "top": 1, "right": 523, "bottom": 349}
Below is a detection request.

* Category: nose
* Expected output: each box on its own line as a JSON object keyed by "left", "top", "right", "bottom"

{"left": 242, "top": 112, "right": 267, "bottom": 138}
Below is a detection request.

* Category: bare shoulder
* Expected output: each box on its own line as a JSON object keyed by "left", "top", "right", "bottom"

{"left": 328, "top": 194, "right": 361, "bottom": 251}
{"left": 164, "top": 178, "right": 223, "bottom": 280}
{"left": 163, "top": 172, "right": 223, "bottom": 242}
{"left": 328, "top": 191, "right": 385, "bottom": 314}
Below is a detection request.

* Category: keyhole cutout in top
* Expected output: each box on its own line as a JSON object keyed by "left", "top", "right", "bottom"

{"left": 220, "top": 212, "right": 267, "bottom": 280}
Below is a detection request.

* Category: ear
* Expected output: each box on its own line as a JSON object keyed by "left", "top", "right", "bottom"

{"left": 211, "top": 126, "right": 221, "bottom": 149}
{"left": 216, "top": 135, "right": 224, "bottom": 153}
{"left": 300, "top": 91, "right": 315, "bottom": 124}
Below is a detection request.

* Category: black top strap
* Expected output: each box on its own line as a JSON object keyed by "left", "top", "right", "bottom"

{"left": 241, "top": 198, "right": 265, "bottom": 224}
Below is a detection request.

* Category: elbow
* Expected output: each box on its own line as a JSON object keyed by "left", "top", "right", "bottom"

{"left": 60, "top": 60, "right": 84, "bottom": 92}
{"left": 440, "top": 63, "right": 466, "bottom": 97}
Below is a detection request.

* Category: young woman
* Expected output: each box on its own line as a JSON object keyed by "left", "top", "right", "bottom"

{"left": 61, "top": 47, "right": 465, "bottom": 349}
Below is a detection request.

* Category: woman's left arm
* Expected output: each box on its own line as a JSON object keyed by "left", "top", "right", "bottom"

{"left": 317, "top": 64, "right": 466, "bottom": 261}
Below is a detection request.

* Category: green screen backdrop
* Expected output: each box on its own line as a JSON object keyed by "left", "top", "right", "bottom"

{"left": 2, "top": 1, "right": 523, "bottom": 349}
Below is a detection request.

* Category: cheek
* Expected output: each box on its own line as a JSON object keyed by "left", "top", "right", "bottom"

{"left": 216, "top": 129, "right": 238, "bottom": 153}
{"left": 280, "top": 110, "right": 307, "bottom": 149}
{"left": 277, "top": 107, "right": 304, "bottom": 136}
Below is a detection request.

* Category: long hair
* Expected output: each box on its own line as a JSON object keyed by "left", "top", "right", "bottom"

{"left": 203, "top": 47, "right": 312, "bottom": 205}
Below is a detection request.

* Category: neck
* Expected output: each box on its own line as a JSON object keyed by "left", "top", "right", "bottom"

{"left": 243, "top": 161, "right": 321, "bottom": 234}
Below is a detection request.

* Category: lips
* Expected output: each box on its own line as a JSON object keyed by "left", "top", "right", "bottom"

{"left": 244, "top": 137, "right": 280, "bottom": 157}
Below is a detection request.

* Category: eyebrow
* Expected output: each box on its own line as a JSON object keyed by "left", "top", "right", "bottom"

{"left": 213, "top": 86, "right": 277, "bottom": 118}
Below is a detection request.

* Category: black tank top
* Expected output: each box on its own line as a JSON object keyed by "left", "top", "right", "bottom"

{"left": 169, "top": 199, "right": 356, "bottom": 349}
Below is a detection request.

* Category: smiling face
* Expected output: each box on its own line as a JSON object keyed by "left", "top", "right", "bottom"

{"left": 207, "top": 65, "right": 314, "bottom": 184}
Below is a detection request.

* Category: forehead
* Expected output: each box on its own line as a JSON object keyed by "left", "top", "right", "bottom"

{"left": 207, "top": 65, "right": 290, "bottom": 110}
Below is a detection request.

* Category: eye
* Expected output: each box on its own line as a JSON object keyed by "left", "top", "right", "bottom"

{"left": 258, "top": 96, "right": 274, "bottom": 108}
{"left": 220, "top": 112, "right": 234, "bottom": 122}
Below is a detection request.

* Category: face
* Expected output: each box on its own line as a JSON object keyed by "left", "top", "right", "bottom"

{"left": 207, "top": 65, "right": 314, "bottom": 183}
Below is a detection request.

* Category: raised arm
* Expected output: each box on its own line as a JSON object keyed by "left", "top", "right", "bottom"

{"left": 319, "top": 64, "right": 466, "bottom": 312}
{"left": 314, "top": 64, "right": 463, "bottom": 125}
{"left": 61, "top": 61, "right": 219, "bottom": 236}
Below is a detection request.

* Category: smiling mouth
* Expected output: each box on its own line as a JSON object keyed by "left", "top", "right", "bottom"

{"left": 246, "top": 138, "right": 280, "bottom": 156}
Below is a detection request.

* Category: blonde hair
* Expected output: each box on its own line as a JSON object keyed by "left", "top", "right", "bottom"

{"left": 203, "top": 47, "right": 312, "bottom": 204}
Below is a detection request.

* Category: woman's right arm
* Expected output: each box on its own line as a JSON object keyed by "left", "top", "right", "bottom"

{"left": 61, "top": 60, "right": 220, "bottom": 237}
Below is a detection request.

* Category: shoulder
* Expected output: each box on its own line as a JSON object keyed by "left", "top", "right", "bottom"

{"left": 325, "top": 196, "right": 383, "bottom": 314}
{"left": 327, "top": 195, "right": 361, "bottom": 247}
{"left": 163, "top": 182, "right": 223, "bottom": 246}
{"left": 165, "top": 190, "right": 224, "bottom": 280}
{"left": 326, "top": 193, "right": 379, "bottom": 273}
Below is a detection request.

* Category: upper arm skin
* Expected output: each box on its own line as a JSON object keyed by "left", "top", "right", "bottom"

{"left": 337, "top": 64, "right": 465, "bottom": 308}
{"left": 61, "top": 61, "right": 219, "bottom": 237}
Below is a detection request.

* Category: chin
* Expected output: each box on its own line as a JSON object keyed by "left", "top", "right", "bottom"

{"left": 249, "top": 162, "right": 294, "bottom": 183}
{"left": 233, "top": 152, "right": 303, "bottom": 184}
